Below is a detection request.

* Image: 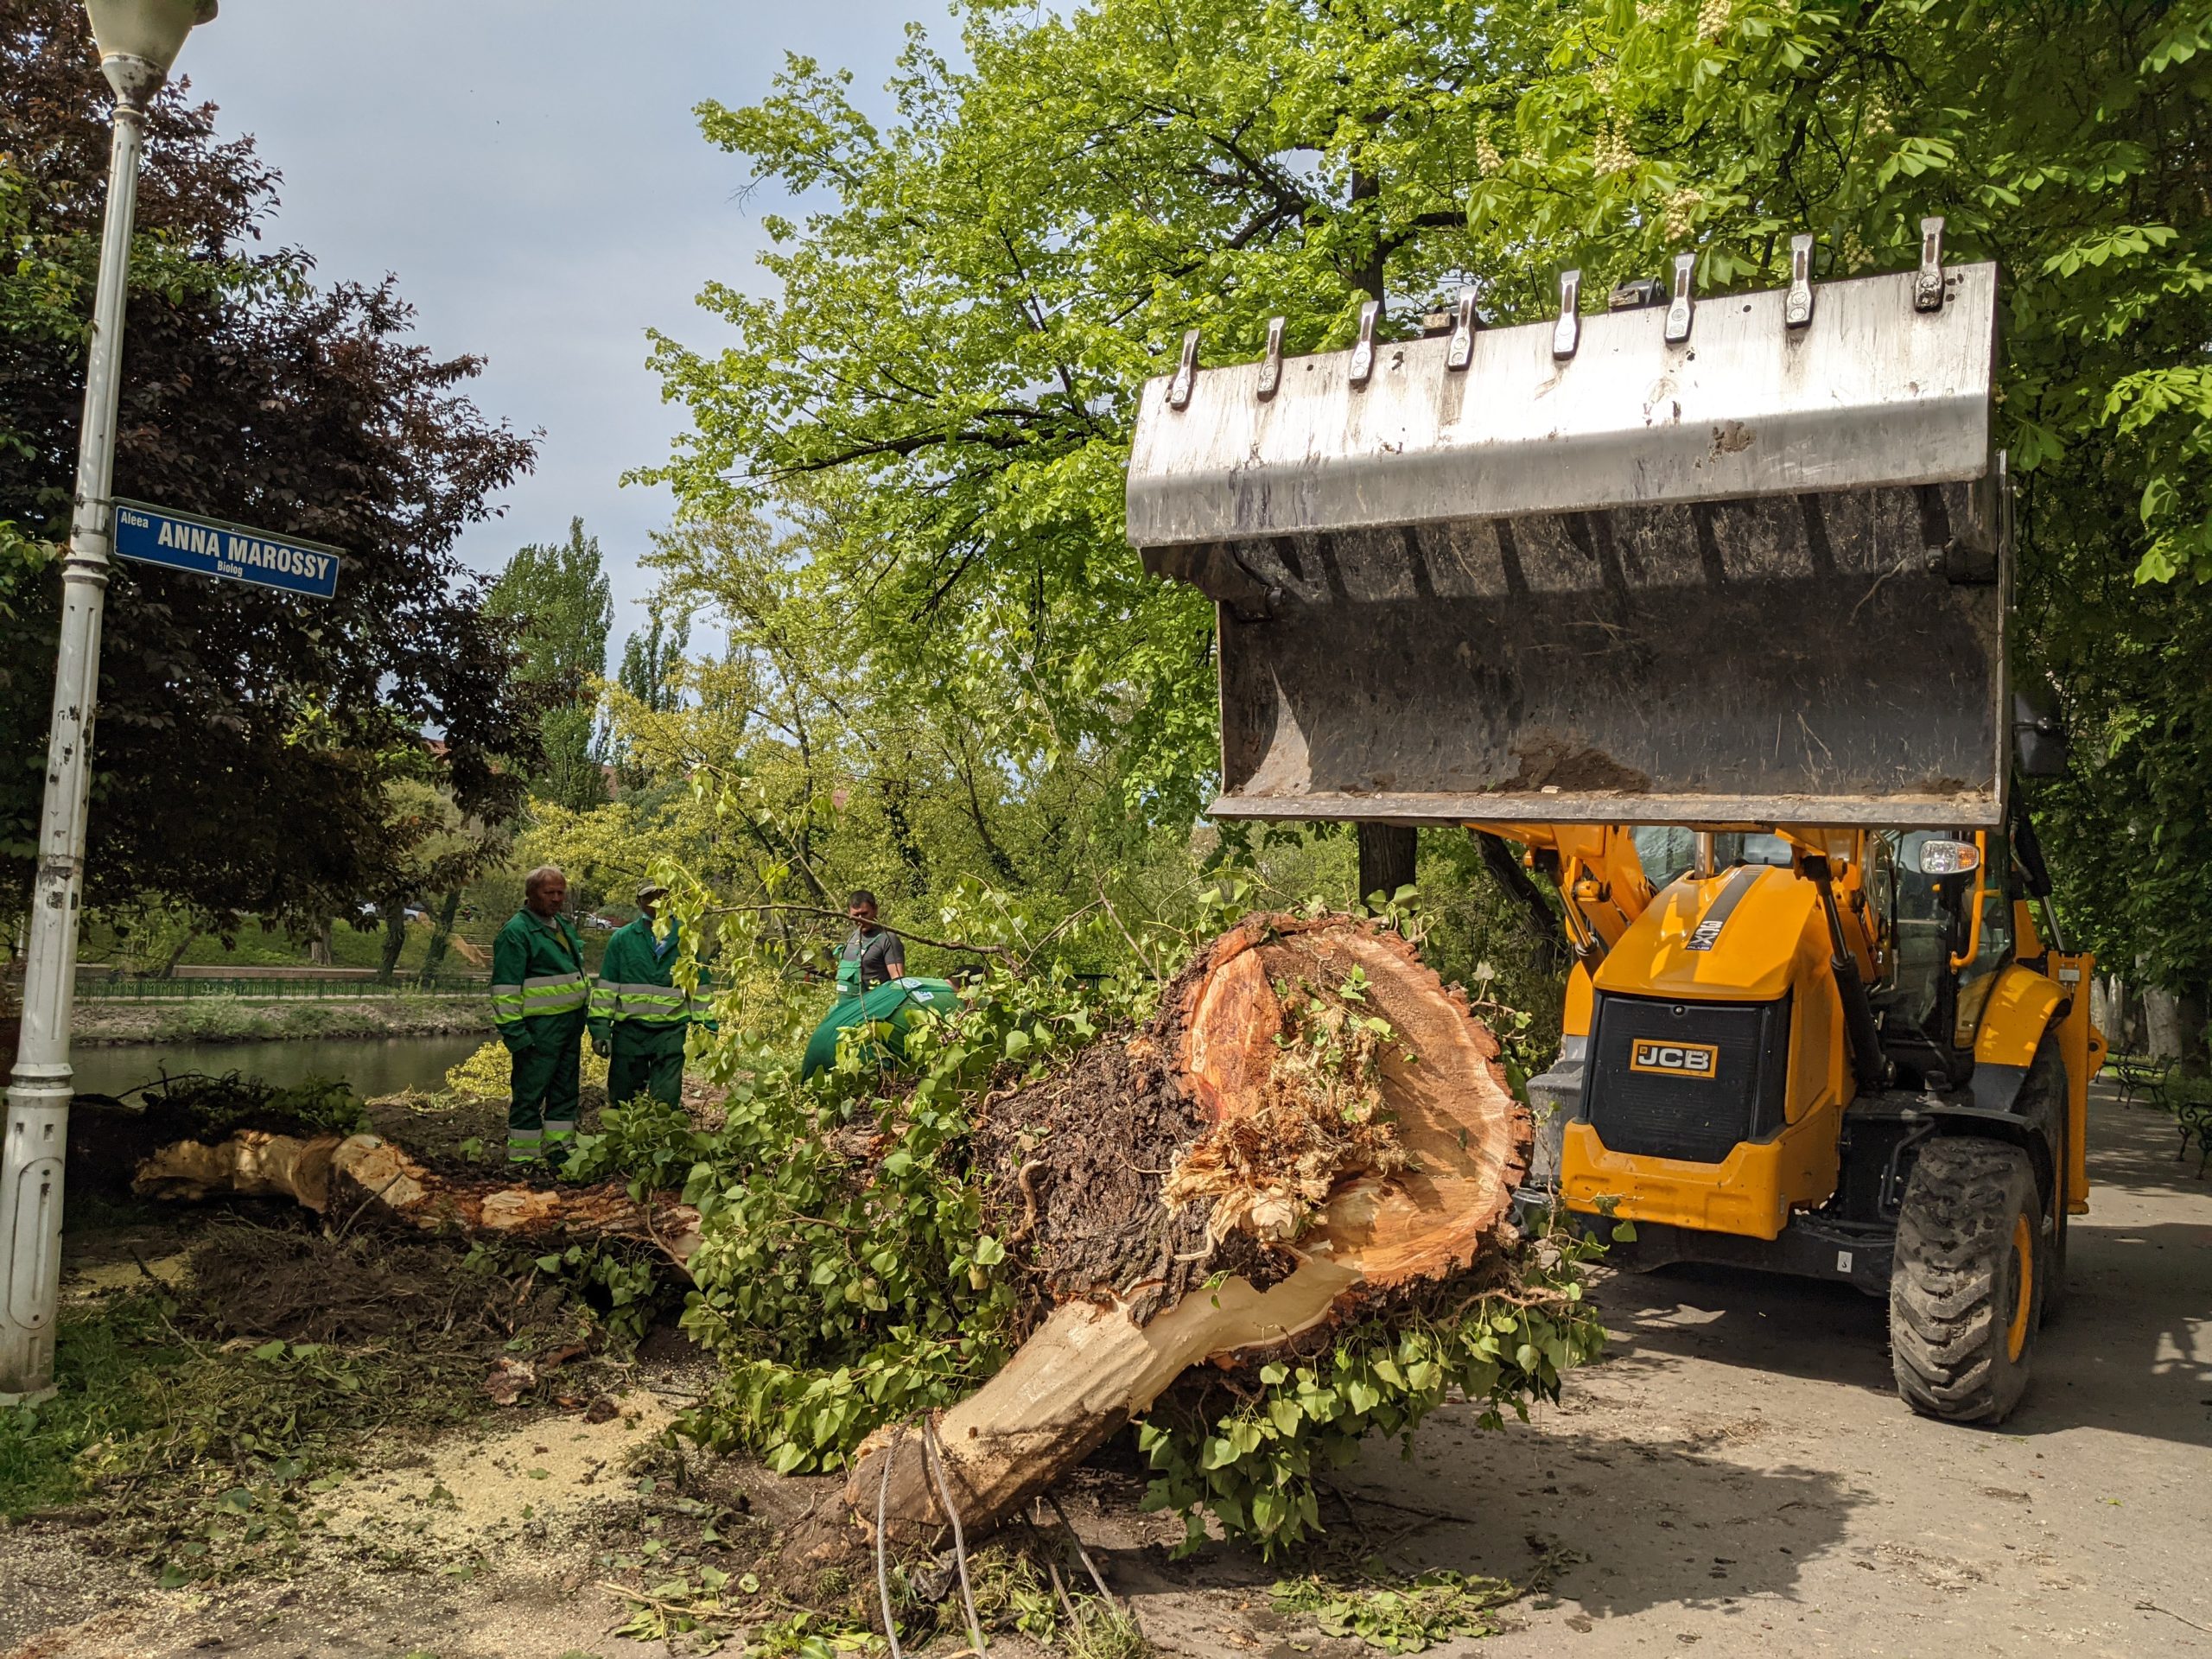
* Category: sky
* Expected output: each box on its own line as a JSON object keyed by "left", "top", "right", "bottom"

{"left": 175, "top": 0, "right": 942, "bottom": 664}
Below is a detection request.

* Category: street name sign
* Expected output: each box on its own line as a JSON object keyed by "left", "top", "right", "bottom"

{"left": 111, "top": 499, "right": 343, "bottom": 600}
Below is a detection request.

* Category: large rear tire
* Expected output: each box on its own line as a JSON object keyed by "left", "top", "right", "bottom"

{"left": 1890, "top": 1137, "right": 2042, "bottom": 1424}
{"left": 2019, "top": 1036, "right": 2070, "bottom": 1327}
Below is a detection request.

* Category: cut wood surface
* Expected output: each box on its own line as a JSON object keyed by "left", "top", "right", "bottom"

{"left": 134, "top": 1130, "right": 702, "bottom": 1268}
{"left": 820, "top": 913, "right": 1530, "bottom": 1554}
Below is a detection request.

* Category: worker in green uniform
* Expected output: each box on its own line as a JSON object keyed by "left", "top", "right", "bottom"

{"left": 491, "top": 865, "right": 591, "bottom": 1166}
{"left": 588, "top": 881, "right": 712, "bottom": 1109}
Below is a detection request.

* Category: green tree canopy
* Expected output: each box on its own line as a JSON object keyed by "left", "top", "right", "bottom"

{"left": 618, "top": 603, "right": 691, "bottom": 716}
{"left": 644, "top": 0, "right": 2212, "bottom": 1014}
{"left": 0, "top": 0, "right": 545, "bottom": 925}
{"left": 488, "top": 517, "right": 614, "bottom": 815}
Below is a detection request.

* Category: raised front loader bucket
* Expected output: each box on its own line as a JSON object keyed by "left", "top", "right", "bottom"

{"left": 1128, "top": 244, "right": 2011, "bottom": 828}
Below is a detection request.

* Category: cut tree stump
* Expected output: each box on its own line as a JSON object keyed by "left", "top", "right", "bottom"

{"left": 810, "top": 912, "right": 1529, "bottom": 1555}
{"left": 133, "top": 1130, "right": 702, "bottom": 1269}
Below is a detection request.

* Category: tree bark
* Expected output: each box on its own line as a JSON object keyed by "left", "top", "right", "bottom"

{"left": 1357, "top": 823, "right": 1419, "bottom": 911}
{"left": 422, "top": 889, "right": 462, "bottom": 980}
{"left": 1472, "top": 831, "right": 1570, "bottom": 973}
{"left": 136, "top": 913, "right": 1532, "bottom": 1564}
{"left": 308, "top": 918, "right": 334, "bottom": 968}
{"left": 809, "top": 912, "right": 1529, "bottom": 1558}
{"left": 378, "top": 899, "right": 407, "bottom": 982}
{"left": 2144, "top": 983, "right": 2210, "bottom": 1074}
{"left": 156, "top": 925, "right": 202, "bottom": 980}
{"left": 133, "top": 1130, "right": 701, "bottom": 1267}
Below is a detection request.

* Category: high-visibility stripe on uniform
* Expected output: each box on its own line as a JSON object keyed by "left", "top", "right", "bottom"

{"left": 544, "top": 1119, "right": 577, "bottom": 1142}
{"left": 593, "top": 979, "right": 701, "bottom": 1025}
{"left": 507, "top": 1128, "right": 543, "bottom": 1163}
{"left": 493, "top": 909, "right": 587, "bottom": 1038}
{"left": 519, "top": 970, "right": 588, "bottom": 1014}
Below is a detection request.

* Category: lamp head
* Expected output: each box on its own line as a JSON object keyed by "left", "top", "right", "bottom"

{"left": 84, "top": 0, "right": 216, "bottom": 104}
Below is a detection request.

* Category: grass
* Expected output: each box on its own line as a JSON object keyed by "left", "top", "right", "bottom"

{"left": 77, "top": 916, "right": 611, "bottom": 977}
{"left": 0, "top": 1224, "right": 605, "bottom": 1586}
{"left": 0, "top": 1291, "right": 493, "bottom": 1583}
{"left": 73, "top": 993, "right": 493, "bottom": 1046}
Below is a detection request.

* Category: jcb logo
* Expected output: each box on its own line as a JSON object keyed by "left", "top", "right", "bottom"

{"left": 1630, "top": 1039, "right": 1719, "bottom": 1080}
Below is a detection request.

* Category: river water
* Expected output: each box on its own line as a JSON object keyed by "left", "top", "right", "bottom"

{"left": 73, "top": 1033, "right": 488, "bottom": 1101}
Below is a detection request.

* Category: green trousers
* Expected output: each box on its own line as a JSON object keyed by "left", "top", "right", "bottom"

{"left": 607, "top": 1020, "right": 688, "bottom": 1109}
{"left": 506, "top": 1011, "right": 585, "bottom": 1163}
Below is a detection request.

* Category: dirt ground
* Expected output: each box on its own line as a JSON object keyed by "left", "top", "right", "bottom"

{"left": 5, "top": 1084, "right": 2207, "bottom": 1658}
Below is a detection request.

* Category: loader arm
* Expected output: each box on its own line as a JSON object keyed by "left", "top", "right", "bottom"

{"left": 1467, "top": 823, "right": 1658, "bottom": 956}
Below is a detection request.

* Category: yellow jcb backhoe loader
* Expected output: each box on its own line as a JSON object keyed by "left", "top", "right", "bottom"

{"left": 1126, "top": 224, "right": 2103, "bottom": 1423}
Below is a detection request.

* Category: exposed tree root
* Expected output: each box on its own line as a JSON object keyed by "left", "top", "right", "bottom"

{"left": 810, "top": 913, "right": 1529, "bottom": 1556}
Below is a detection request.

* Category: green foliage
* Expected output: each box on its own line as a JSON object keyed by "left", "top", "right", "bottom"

{"left": 638, "top": 0, "right": 2212, "bottom": 1014}
{"left": 1135, "top": 1238, "right": 1605, "bottom": 1560}
{"left": 670, "top": 972, "right": 1090, "bottom": 1471}
{"left": 562, "top": 1096, "right": 714, "bottom": 1196}
{"left": 489, "top": 517, "right": 617, "bottom": 816}
{"left": 564, "top": 852, "right": 1602, "bottom": 1552}
{"left": 613, "top": 601, "right": 693, "bottom": 794}
{"left": 0, "top": 0, "right": 544, "bottom": 925}
{"left": 530, "top": 1239, "right": 671, "bottom": 1344}
{"left": 445, "top": 1033, "right": 612, "bottom": 1101}
{"left": 1271, "top": 1567, "right": 1522, "bottom": 1654}
{"left": 136, "top": 1071, "right": 370, "bottom": 1140}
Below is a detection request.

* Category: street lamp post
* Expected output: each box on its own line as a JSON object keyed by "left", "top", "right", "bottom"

{"left": 0, "top": 0, "right": 216, "bottom": 1401}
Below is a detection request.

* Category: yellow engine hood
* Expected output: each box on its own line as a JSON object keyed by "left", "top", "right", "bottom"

{"left": 1593, "top": 864, "right": 1820, "bottom": 1003}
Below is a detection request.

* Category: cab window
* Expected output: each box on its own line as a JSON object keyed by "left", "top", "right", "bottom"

{"left": 1630, "top": 828, "right": 1795, "bottom": 887}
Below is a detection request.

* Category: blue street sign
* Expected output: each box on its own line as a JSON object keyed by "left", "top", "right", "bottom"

{"left": 111, "top": 499, "right": 343, "bottom": 600}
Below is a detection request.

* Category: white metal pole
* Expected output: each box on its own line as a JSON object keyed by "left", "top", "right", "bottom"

{"left": 0, "top": 63, "right": 154, "bottom": 1402}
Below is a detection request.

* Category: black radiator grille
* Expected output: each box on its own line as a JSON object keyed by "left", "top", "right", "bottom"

{"left": 1582, "top": 993, "right": 1791, "bottom": 1165}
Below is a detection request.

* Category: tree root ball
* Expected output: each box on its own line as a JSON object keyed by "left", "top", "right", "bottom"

{"left": 823, "top": 913, "right": 1531, "bottom": 1554}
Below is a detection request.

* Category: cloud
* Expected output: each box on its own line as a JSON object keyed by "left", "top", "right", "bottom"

{"left": 179, "top": 0, "right": 938, "bottom": 664}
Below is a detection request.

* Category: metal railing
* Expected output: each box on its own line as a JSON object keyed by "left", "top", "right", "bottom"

{"left": 73, "top": 973, "right": 489, "bottom": 1001}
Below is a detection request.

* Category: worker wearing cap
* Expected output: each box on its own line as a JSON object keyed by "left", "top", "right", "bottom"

{"left": 491, "top": 865, "right": 589, "bottom": 1165}
{"left": 588, "top": 881, "right": 714, "bottom": 1109}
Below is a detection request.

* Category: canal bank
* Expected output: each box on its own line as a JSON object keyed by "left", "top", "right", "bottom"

{"left": 71, "top": 993, "right": 490, "bottom": 1048}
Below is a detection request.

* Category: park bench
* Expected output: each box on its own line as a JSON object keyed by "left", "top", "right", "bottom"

{"left": 2107, "top": 1052, "right": 2171, "bottom": 1106}
{"left": 2105, "top": 1055, "right": 2210, "bottom": 1176}
{"left": 2166, "top": 1077, "right": 2212, "bottom": 1178}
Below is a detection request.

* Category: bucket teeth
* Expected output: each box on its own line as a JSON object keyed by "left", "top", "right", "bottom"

{"left": 1128, "top": 245, "right": 2008, "bottom": 829}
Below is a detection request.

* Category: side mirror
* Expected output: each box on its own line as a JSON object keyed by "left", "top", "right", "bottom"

{"left": 2013, "top": 686, "right": 2069, "bottom": 779}
{"left": 1915, "top": 839, "right": 1981, "bottom": 877}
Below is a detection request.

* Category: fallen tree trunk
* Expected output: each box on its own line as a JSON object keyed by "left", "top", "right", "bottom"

{"left": 810, "top": 912, "right": 1529, "bottom": 1555}
{"left": 134, "top": 1130, "right": 702, "bottom": 1269}
{"left": 130, "top": 913, "right": 1531, "bottom": 1561}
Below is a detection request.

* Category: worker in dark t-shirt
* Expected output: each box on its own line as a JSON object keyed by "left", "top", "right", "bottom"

{"left": 836, "top": 889, "right": 906, "bottom": 1001}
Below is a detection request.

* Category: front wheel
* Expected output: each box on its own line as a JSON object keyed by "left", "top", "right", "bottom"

{"left": 1889, "top": 1137, "right": 2042, "bottom": 1424}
